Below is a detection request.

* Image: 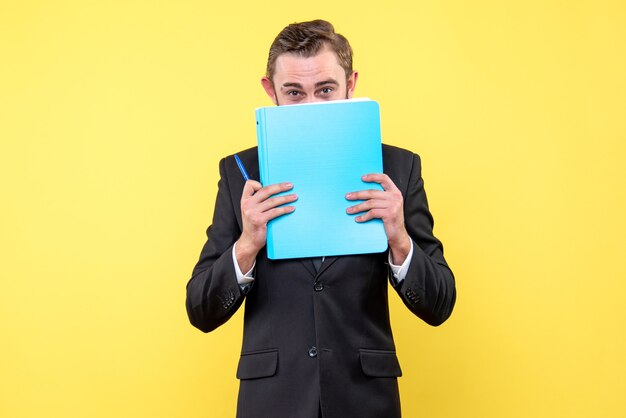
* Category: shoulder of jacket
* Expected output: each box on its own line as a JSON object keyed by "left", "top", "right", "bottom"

{"left": 382, "top": 144, "right": 419, "bottom": 163}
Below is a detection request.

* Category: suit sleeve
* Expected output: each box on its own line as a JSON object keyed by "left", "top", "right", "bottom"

{"left": 392, "top": 153, "right": 456, "bottom": 326}
{"left": 185, "top": 157, "right": 247, "bottom": 333}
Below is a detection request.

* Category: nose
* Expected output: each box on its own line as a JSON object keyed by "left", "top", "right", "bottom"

{"left": 302, "top": 97, "right": 318, "bottom": 104}
{"left": 302, "top": 95, "right": 326, "bottom": 104}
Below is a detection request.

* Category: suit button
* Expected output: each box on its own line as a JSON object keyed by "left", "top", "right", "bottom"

{"left": 405, "top": 288, "right": 419, "bottom": 303}
{"left": 308, "top": 346, "right": 318, "bottom": 358}
{"left": 314, "top": 282, "right": 324, "bottom": 292}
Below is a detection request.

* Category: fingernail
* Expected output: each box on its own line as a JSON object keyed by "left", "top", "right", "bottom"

{"left": 284, "top": 182, "right": 293, "bottom": 188}
{"left": 346, "top": 193, "right": 353, "bottom": 199}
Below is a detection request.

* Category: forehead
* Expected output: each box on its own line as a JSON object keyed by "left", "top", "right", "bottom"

{"left": 272, "top": 48, "right": 346, "bottom": 83}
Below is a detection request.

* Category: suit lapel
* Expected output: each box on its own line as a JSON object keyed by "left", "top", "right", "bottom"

{"left": 298, "top": 258, "right": 317, "bottom": 277}
{"left": 296, "top": 256, "right": 340, "bottom": 278}
{"left": 317, "top": 256, "right": 339, "bottom": 276}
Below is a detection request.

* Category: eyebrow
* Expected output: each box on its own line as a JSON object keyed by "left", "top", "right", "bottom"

{"left": 280, "top": 79, "right": 340, "bottom": 89}
{"left": 314, "top": 79, "right": 339, "bottom": 88}
{"left": 281, "top": 82, "right": 304, "bottom": 89}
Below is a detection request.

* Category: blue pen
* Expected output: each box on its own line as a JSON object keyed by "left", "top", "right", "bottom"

{"left": 234, "top": 154, "right": 250, "bottom": 181}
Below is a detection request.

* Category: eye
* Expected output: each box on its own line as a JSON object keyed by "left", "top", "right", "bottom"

{"left": 287, "top": 90, "right": 300, "bottom": 97}
{"left": 320, "top": 87, "right": 334, "bottom": 95}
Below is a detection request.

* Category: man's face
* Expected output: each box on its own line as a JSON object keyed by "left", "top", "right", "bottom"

{"left": 261, "top": 46, "right": 358, "bottom": 106}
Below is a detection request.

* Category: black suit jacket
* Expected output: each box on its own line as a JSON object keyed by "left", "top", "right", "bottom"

{"left": 186, "top": 145, "right": 456, "bottom": 418}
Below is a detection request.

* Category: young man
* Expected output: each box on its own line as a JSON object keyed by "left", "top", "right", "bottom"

{"left": 186, "top": 20, "right": 456, "bottom": 418}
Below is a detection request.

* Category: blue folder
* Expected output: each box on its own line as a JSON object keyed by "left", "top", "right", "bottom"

{"left": 256, "top": 98, "right": 388, "bottom": 260}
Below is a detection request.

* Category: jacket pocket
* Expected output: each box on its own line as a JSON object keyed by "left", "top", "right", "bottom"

{"left": 359, "top": 349, "right": 403, "bottom": 378}
{"left": 236, "top": 349, "right": 278, "bottom": 380}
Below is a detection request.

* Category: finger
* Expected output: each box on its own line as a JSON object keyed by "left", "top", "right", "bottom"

{"left": 346, "top": 199, "right": 389, "bottom": 215}
{"left": 242, "top": 180, "right": 263, "bottom": 198}
{"left": 263, "top": 205, "right": 296, "bottom": 222}
{"left": 252, "top": 182, "right": 294, "bottom": 203}
{"left": 361, "top": 173, "right": 399, "bottom": 192}
{"left": 345, "top": 190, "right": 388, "bottom": 201}
{"left": 258, "top": 193, "right": 298, "bottom": 212}
{"left": 354, "top": 209, "right": 385, "bottom": 223}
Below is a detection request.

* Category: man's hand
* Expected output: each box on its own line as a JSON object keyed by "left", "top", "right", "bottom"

{"left": 345, "top": 174, "right": 411, "bottom": 265}
{"left": 236, "top": 180, "right": 297, "bottom": 272}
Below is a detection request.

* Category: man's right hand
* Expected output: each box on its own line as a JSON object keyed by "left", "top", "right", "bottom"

{"left": 235, "top": 180, "right": 297, "bottom": 272}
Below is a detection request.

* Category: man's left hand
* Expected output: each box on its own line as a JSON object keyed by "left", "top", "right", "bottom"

{"left": 345, "top": 174, "right": 411, "bottom": 265}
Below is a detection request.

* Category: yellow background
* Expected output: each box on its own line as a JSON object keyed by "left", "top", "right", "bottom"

{"left": 1, "top": 1, "right": 625, "bottom": 417}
